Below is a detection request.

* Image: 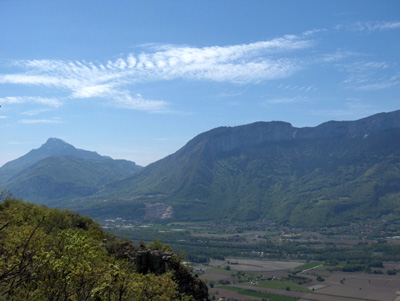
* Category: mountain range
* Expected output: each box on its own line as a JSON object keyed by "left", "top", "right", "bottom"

{"left": 1, "top": 110, "right": 400, "bottom": 227}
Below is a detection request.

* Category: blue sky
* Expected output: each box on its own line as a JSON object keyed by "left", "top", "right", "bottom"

{"left": 1, "top": 1, "right": 399, "bottom": 166}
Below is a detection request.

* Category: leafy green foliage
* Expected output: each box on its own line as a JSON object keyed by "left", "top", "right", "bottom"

{"left": 0, "top": 193, "right": 191, "bottom": 300}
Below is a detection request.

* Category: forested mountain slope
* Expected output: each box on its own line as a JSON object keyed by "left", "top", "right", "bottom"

{"left": 0, "top": 138, "right": 141, "bottom": 203}
{"left": 82, "top": 110, "right": 400, "bottom": 227}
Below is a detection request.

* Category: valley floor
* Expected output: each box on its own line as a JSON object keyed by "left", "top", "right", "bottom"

{"left": 102, "top": 219, "right": 400, "bottom": 300}
{"left": 197, "top": 259, "right": 400, "bottom": 300}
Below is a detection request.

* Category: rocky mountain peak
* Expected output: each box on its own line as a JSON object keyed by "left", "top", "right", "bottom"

{"left": 45, "top": 137, "right": 70, "bottom": 145}
{"left": 0, "top": 138, "right": 107, "bottom": 180}
{"left": 40, "top": 138, "right": 76, "bottom": 152}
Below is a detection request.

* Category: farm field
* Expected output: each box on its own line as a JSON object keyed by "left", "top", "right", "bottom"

{"left": 105, "top": 220, "right": 400, "bottom": 300}
{"left": 195, "top": 259, "right": 400, "bottom": 300}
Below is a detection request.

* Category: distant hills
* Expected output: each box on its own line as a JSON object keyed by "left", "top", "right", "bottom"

{"left": 0, "top": 138, "right": 142, "bottom": 203}
{"left": 2, "top": 110, "right": 400, "bottom": 227}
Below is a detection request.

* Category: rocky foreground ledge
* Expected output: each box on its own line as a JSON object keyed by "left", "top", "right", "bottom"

{"left": 109, "top": 240, "right": 209, "bottom": 300}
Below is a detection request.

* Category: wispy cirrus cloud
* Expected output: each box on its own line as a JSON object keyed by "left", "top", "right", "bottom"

{"left": 310, "top": 99, "right": 375, "bottom": 119}
{"left": 217, "top": 89, "right": 247, "bottom": 98}
{"left": 338, "top": 61, "right": 399, "bottom": 90}
{"left": 0, "top": 33, "right": 314, "bottom": 112}
{"left": 0, "top": 96, "right": 63, "bottom": 107}
{"left": 318, "top": 50, "right": 360, "bottom": 63}
{"left": 114, "top": 93, "right": 168, "bottom": 112}
{"left": 19, "top": 117, "right": 62, "bottom": 124}
{"left": 335, "top": 21, "right": 400, "bottom": 32}
{"left": 277, "top": 83, "right": 317, "bottom": 92}
{"left": 21, "top": 108, "right": 52, "bottom": 116}
{"left": 262, "top": 96, "right": 310, "bottom": 105}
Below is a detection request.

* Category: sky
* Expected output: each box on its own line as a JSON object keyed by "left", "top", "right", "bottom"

{"left": 1, "top": 0, "right": 399, "bottom": 167}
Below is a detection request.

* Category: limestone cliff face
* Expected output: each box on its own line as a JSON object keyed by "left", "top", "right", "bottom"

{"left": 112, "top": 241, "right": 209, "bottom": 300}
{"left": 180, "top": 110, "right": 400, "bottom": 157}
{"left": 180, "top": 121, "right": 295, "bottom": 157}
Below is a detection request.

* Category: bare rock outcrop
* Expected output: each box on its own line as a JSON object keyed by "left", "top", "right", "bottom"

{"left": 109, "top": 240, "right": 209, "bottom": 300}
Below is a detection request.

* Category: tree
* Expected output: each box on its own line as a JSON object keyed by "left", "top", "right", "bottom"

{"left": 0, "top": 196, "right": 198, "bottom": 300}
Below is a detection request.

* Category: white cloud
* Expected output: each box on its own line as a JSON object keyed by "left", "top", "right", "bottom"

{"left": 0, "top": 74, "right": 63, "bottom": 86}
{"left": 71, "top": 84, "right": 115, "bottom": 98}
{"left": 373, "top": 21, "right": 400, "bottom": 30}
{"left": 337, "top": 21, "right": 400, "bottom": 32}
{"left": 114, "top": 92, "right": 169, "bottom": 112}
{"left": 217, "top": 89, "right": 247, "bottom": 98}
{"left": 0, "top": 33, "right": 314, "bottom": 112}
{"left": 265, "top": 97, "right": 299, "bottom": 104}
{"left": 318, "top": 50, "right": 360, "bottom": 63}
{"left": 338, "top": 61, "right": 399, "bottom": 90}
{"left": 21, "top": 108, "right": 51, "bottom": 116}
{"left": 263, "top": 96, "right": 309, "bottom": 104}
{"left": 355, "top": 81, "right": 399, "bottom": 91}
{"left": 276, "top": 84, "right": 317, "bottom": 92}
{"left": 0, "top": 96, "right": 62, "bottom": 107}
{"left": 360, "top": 21, "right": 400, "bottom": 31}
{"left": 310, "top": 101, "right": 375, "bottom": 119}
{"left": 19, "top": 117, "right": 62, "bottom": 124}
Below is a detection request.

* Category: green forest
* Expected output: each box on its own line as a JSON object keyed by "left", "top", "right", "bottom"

{"left": 0, "top": 191, "right": 206, "bottom": 300}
